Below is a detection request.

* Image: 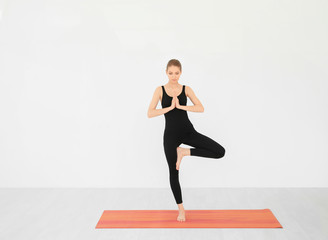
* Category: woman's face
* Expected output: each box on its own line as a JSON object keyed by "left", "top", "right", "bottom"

{"left": 166, "top": 66, "right": 181, "bottom": 83}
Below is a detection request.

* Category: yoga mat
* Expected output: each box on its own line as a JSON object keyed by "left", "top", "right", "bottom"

{"left": 95, "top": 208, "right": 282, "bottom": 228}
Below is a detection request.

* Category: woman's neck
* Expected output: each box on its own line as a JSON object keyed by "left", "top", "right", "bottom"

{"left": 167, "top": 82, "right": 180, "bottom": 88}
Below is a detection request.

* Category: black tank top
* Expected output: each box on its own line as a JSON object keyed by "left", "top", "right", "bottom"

{"left": 161, "top": 85, "right": 194, "bottom": 130}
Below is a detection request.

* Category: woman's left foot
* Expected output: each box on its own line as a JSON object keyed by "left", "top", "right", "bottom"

{"left": 176, "top": 147, "right": 188, "bottom": 170}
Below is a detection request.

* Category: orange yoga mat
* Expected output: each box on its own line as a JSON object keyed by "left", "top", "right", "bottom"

{"left": 95, "top": 208, "right": 282, "bottom": 228}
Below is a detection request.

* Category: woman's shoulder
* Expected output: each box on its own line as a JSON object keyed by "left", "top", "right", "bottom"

{"left": 157, "top": 85, "right": 164, "bottom": 92}
{"left": 156, "top": 85, "right": 163, "bottom": 98}
{"left": 154, "top": 85, "right": 163, "bottom": 92}
{"left": 184, "top": 85, "right": 191, "bottom": 96}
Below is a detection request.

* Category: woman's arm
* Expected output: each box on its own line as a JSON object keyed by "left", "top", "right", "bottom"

{"left": 176, "top": 86, "right": 204, "bottom": 112}
{"left": 147, "top": 86, "right": 174, "bottom": 118}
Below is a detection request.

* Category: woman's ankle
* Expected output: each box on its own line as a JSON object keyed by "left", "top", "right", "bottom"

{"left": 182, "top": 148, "right": 190, "bottom": 156}
{"left": 178, "top": 203, "right": 184, "bottom": 210}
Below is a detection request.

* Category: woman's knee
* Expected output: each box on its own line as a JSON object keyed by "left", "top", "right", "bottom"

{"left": 214, "top": 146, "right": 225, "bottom": 158}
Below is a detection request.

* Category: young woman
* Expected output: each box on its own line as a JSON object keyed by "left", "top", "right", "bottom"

{"left": 147, "top": 59, "right": 226, "bottom": 222}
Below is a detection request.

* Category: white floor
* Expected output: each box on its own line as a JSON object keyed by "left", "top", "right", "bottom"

{"left": 0, "top": 188, "right": 327, "bottom": 240}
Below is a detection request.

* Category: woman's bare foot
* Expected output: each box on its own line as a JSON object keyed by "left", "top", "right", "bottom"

{"left": 176, "top": 147, "right": 190, "bottom": 170}
{"left": 177, "top": 209, "right": 186, "bottom": 222}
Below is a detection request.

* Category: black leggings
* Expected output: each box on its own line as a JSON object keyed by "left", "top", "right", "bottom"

{"left": 163, "top": 128, "right": 225, "bottom": 204}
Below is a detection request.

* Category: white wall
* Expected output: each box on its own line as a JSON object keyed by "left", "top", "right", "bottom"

{"left": 0, "top": 0, "right": 327, "bottom": 188}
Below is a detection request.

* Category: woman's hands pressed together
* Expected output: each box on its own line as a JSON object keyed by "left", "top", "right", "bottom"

{"left": 174, "top": 96, "right": 181, "bottom": 109}
{"left": 170, "top": 96, "right": 176, "bottom": 110}
{"left": 170, "top": 95, "right": 181, "bottom": 111}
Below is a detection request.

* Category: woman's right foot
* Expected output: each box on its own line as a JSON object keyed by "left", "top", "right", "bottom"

{"left": 176, "top": 147, "right": 188, "bottom": 170}
{"left": 177, "top": 209, "right": 186, "bottom": 222}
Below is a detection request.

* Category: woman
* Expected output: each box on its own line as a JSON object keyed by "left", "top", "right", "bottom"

{"left": 147, "top": 59, "right": 226, "bottom": 222}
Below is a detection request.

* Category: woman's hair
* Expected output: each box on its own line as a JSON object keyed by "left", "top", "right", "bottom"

{"left": 166, "top": 59, "right": 182, "bottom": 72}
